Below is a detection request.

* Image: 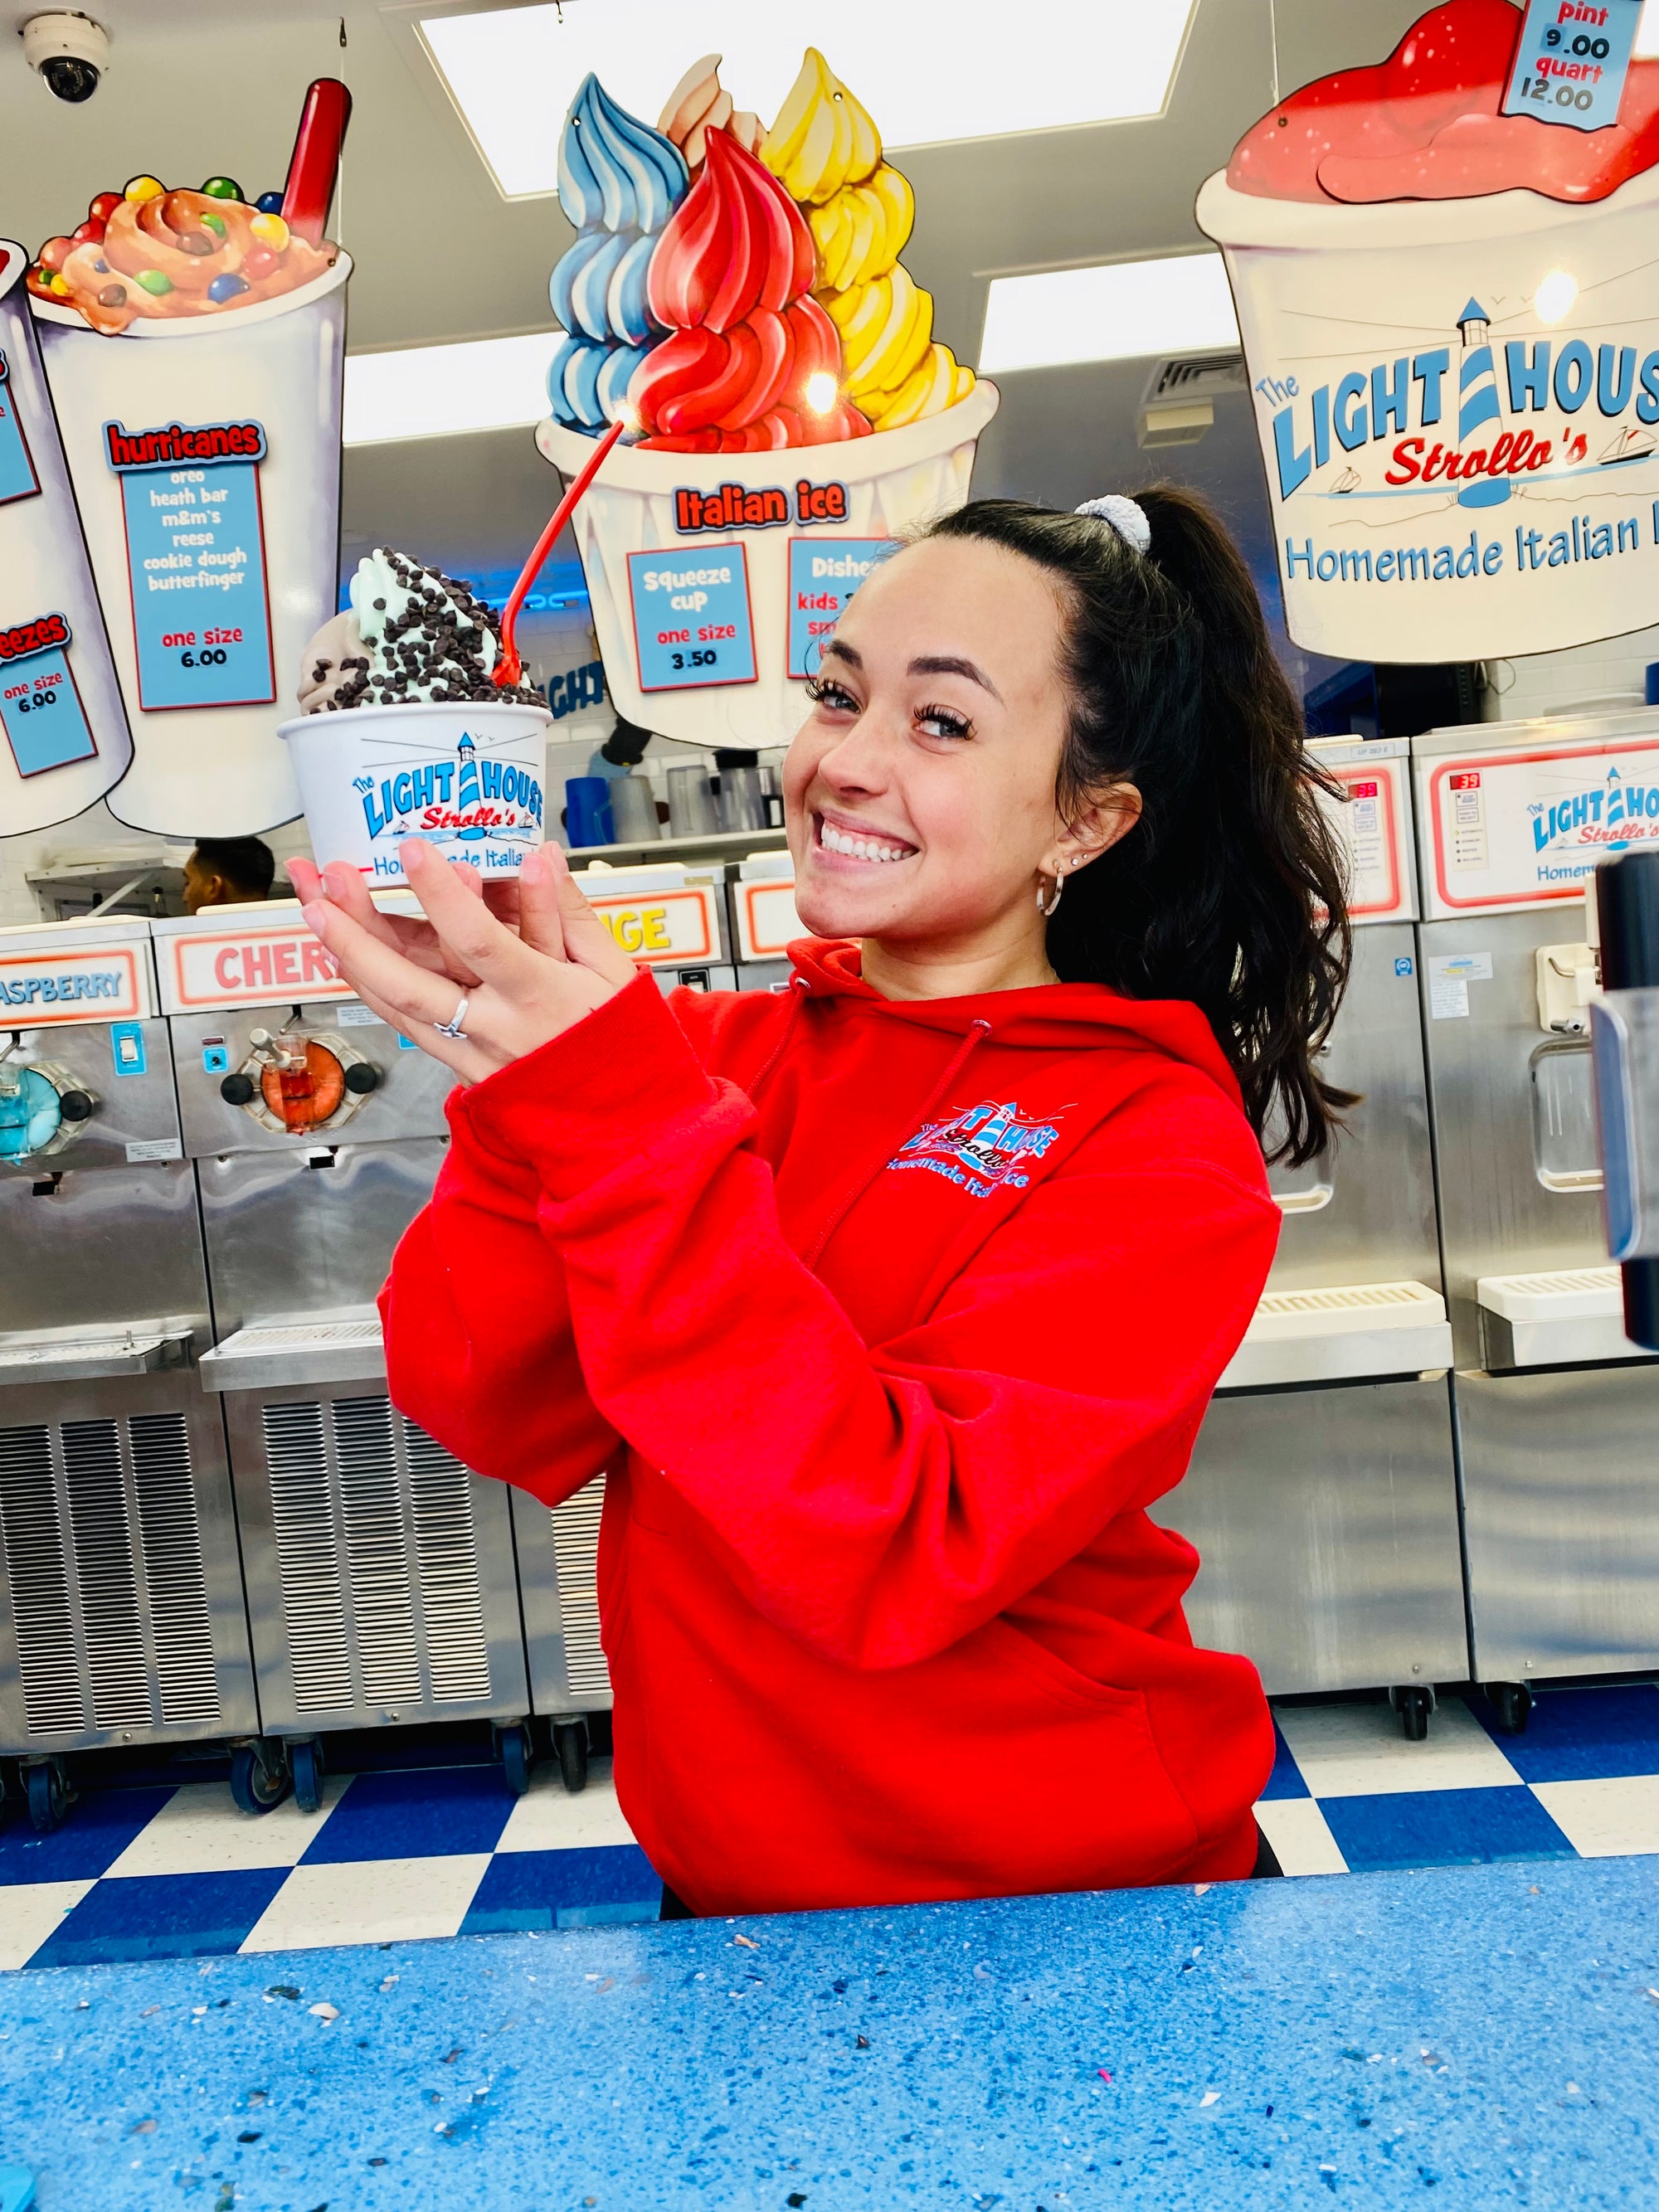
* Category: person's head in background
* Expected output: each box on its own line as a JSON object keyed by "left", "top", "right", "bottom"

{"left": 182, "top": 835, "right": 276, "bottom": 915}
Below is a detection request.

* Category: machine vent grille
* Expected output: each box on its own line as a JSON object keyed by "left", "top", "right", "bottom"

{"left": 264, "top": 1400, "right": 356, "bottom": 1716}
{"left": 0, "top": 1423, "right": 85, "bottom": 1738}
{"left": 1494, "top": 1266, "right": 1618, "bottom": 1298}
{"left": 334, "top": 1396, "right": 421, "bottom": 1708}
{"left": 262, "top": 1395, "right": 493, "bottom": 1718}
{"left": 62, "top": 1419, "right": 150, "bottom": 1732}
{"left": 130, "top": 1412, "right": 219, "bottom": 1727}
{"left": 403, "top": 1421, "right": 490, "bottom": 1704}
{"left": 1256, "top": 1282, "right": 1437, "bottom": 1317}
{"left": 551, "top": 1474, "right": 611, "bottom": 1699}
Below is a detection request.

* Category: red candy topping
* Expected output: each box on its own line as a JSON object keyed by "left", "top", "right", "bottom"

{"left": 1228, "top": 0, "right": 1659, "bottom": 206}
{"left": 635, "top": 127, "right": 868, "bottom": 451}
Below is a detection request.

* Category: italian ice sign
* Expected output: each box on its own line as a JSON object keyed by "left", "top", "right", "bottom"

{"left": 0, "top": 241, "right": 132, "bottom": 833}
{"left": 1197, "top": 0, "right": 1659, "bottom": 663}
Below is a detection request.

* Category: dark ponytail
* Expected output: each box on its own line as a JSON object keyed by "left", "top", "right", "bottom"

{"left": 923, "top": 487, "right": 1354, "bottom": 1167}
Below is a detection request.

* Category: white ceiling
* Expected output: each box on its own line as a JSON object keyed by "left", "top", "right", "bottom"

{"left": 1, "top": 0, "right": 1424, "bottom": 674}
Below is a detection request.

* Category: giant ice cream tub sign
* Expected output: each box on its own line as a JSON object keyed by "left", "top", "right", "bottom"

{"left": 537, "top": 53, "right": 997, "bottom": 748}
{"left": 1198, "top": 0, "right": 1659, "bottom": 664}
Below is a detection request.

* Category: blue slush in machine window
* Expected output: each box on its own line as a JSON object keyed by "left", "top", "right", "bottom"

{"left": 0, "top": 1067, "right": 62, "bottom": 1162}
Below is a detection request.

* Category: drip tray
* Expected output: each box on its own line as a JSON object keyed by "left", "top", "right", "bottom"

{"left": 0, "top": 1321, "right": 192, "bottom": 1388}
{"left": 1218, "top": 1281, "right": 1453, "bottom": 1392}
{"left": 1477, "top": 1266, "right": 1652, "bottom": 1371}
{"left": 198, "top": 1309, "right": 387, "bottom": 1393}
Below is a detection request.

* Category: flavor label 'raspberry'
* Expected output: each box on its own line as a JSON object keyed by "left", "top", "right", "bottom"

{"left": 104, "top": 417, "right": 275, "bottom": 712}
{"left": 787, "top": 537, "right": 894, "bottom": 678}
{"left": 1503, "top": 0, "right": 1642, "bottom": 133}
{"left": 0, "top": 611, "right": 97, "bottom": 779}
{"left": 0, "top": 352, "right": 38, "bottom": 506}
{"left": 628, "top": 545, "right": 757, "bottom": 692}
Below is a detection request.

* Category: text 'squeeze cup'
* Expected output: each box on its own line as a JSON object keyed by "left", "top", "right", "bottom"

{"left": 0, "top": 946, "right": 147, "bottom": 1023}
{"left": 105, "top": 417, "right": 276, "bottom": 713}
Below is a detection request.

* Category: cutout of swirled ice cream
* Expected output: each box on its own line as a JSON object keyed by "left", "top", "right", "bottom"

{"left": 547, "top": 74, "right": 689, "bottom": 435}
{"left": 299, "top": 547, "right": 543, "bottom": 712}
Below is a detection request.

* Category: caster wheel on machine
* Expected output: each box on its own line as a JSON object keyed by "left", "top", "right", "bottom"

{"left": 1486, "top": 1682, "right": 1535, "bottom": 1736}
{"left": 496, "top": 1722, "right": 533, "bottom": 1797}
{"left": 290, "top": 1738, "right": 326, "bottom": 1814}
{"left": 555, "top": 1721, "right": 589, "bottom": 1795}
{"left": 26, "top": 1758, "right": 70, "bottom": 1835}
{"left": 1394, "top": 1687, "right": 1433, "bottom": 1742}
{"left": 230, "top": 1740, "right": 292, "bottom": 1816}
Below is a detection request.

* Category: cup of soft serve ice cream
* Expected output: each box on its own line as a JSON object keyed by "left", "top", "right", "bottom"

{"left": 279, "top": 549, "right": 552, "bottom": 883}
{"left": 1197, "top": 0, "right": 1659, "bottom": 662}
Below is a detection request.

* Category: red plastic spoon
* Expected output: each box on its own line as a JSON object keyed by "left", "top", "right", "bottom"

{"left": 282, "top": 78, "right": 353, "bottom": 246}
{"left": 494, "top": 414, "right": 629, "bottom": 689}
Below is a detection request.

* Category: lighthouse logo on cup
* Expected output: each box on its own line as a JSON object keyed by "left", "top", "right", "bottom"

{"left": 1197, "top": 0, "right": 1659, "bottom": 664}
{"left": 279, "top": 699, "right": 551, "bottom": 883}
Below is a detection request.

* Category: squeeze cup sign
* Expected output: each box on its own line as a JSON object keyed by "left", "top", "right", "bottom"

{"left": 0, "top": 241, "right": 131, "bottom": 833}
{"left": 537, "top": 50, "right": 995, "bottom": 749}
{"left": 1197, "top": 0, "right": 1659, "bottom": 664}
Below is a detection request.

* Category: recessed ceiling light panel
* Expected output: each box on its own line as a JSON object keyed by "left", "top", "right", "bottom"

{"left": 420, "top": 0, "right": 1199, "bottom": 200}
{"left": 978, "top": 253, "right": 1239, "bottom": 376}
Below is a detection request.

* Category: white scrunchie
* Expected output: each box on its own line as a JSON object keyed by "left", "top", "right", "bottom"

{"left": 1075, "top": 494, "right": 1151, "bottom": 556}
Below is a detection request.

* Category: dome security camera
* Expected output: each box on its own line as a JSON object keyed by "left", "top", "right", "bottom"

{"left": 21, "top": 12, "right": 110, "bottom": 103}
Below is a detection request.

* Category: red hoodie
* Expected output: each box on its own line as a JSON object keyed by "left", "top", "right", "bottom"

{"left": 380, "top": 940, "right": 1281, "bottom": 1913}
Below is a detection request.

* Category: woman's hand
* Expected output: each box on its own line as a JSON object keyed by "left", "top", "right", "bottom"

{"left": 294, "top": 839, "right": 638, "bottom": 1085}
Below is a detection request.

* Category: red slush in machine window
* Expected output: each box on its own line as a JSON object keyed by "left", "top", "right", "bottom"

{"left": 261, "top": 1041, "right": 346, "bottom": 1133}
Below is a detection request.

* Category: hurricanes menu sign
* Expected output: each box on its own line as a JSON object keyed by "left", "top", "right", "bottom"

{"left": 104, "top": 417, "right": 275, "bottom": 712}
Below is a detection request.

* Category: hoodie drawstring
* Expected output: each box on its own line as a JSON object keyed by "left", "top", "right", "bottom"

{"left": 747, "top": 973, "right": 810, "bottom": 1102}
{"left": 801, "top": 1016, "right": 993, "bottom": 1271}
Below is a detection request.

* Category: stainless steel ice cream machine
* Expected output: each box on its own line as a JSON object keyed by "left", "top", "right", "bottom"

{"left": 0, "top": 916, "right": 255, "bottom": 1829}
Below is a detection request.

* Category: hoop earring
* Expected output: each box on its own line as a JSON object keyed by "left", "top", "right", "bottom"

{"left": 1038, "top": 871, "right": 1063, "bottom": 918}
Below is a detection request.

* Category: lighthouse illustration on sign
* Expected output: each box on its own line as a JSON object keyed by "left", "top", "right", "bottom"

{"left": 1454, "top": 299, "right": 1508, "bottom": 508}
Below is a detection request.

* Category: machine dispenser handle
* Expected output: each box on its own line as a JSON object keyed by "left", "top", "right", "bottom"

{"left": 1594, "top": 852, "right": 1659, "bottom": 1349}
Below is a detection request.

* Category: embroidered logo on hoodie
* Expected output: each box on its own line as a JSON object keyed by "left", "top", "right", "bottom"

{"left": 888, "top": 1098, "right": 1066, "bottom": 1198}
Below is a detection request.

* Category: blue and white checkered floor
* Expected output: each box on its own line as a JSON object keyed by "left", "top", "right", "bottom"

{"left": 6, "top": 1685, "right": 1659, "bottom": 1969}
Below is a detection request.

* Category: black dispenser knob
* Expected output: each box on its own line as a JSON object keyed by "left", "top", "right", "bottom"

{"left": 343, "top": 1062, "right": 380, "bottom": 1095}
{"left": 56, "top": 1090, "right": 95, "bottom": 1122}
{"left": 219, "top": 1072, "right": 256, "bottom": 1106}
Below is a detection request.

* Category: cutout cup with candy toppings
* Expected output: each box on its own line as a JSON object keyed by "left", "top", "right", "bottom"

{"left": 538, "top": 51, "right": 997, "bottom": 751}
{"left": 27, "top": 80, "right": 353, "bottom": 836}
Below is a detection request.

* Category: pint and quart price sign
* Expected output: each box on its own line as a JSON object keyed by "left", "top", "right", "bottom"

{"left": 626, "top": 545, "right": 757, "bottom": 693}
{"left": 0, "top": 352, "right": 38, "bottom": 507}
{"left": 104, "top": 418, "right": 275, "bottom": 712}
{"left": 0, "top": 611, "right": 97, "bottom": 780}
{"left": 1503, "top": 0, "right": 1642, "bottom": 130}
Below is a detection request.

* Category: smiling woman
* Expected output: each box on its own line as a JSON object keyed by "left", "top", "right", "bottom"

{"left": 292, "top": 482, "right": 1349, "bottom": 1917}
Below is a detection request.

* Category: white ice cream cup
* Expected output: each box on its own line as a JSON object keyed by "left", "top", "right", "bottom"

{"left": 1196, "top": 165, "right": 1659, "bottom": 664}
{"left": 535, "top": 379, "right": 1000, "bottom": 749}
{"left": 32, "top": 253, "right": 352, "bottom": 837}
{"left": 0, "top": 241, "right": 133, "bottom": 833}
{"left": 280, "top": 701, "right": 552, "bottom": 884}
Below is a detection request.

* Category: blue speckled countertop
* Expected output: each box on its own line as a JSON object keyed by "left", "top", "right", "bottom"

{"left": 3, "top": 1855, "right": 1658, "bottom": 2209}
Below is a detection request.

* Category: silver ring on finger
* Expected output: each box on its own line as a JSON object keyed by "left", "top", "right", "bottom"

{"left": 433, "top": 993, "right": 470, "bottom": 1041}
